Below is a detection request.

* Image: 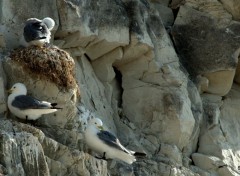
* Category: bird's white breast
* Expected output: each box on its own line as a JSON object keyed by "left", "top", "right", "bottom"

{"left": 7, "top": 94, "right": 57, "bottom": 120}
{"left": 85, "top": 125, "right": 134, "bottom": 162}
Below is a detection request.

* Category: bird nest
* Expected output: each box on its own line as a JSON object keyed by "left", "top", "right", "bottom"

{"left": 10, "top": 46, "right": 76, "bottom": 89}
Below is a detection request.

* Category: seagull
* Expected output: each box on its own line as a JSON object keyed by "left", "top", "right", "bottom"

{"left": 20, "top": 17, "right": 55, "bottom": 47}
{"left": 84, "top": 118, "right": 146, "bottom": 164}
{"left": 7, "top": 83, "right": 61, "bottom": 121}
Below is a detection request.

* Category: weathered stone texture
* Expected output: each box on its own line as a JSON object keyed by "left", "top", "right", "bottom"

{"left": 185, "top": 0, "right": 232, "bottom": 26}
{"left": 172, "top": 5, "right": 240, "bottom": 96}
{"left": 1, "top": 0, "right": 240, "bottom": 175}
{"left": 0, "top": 130, "right": 50, "bottom": 176}
{"left": 220, "top": 0, "right": 240, "bottom": 20}
{"left": 196, "top": 85, "right": 240, "bottom": 176}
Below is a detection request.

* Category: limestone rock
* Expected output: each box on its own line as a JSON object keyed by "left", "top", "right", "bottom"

{"left": 197, "top": 85, "right": 240, "bottom": 175}
{"left": 184, "top": 0, "right": 232, "bottom": 26}
{"left": 0, "top": 131, "right": 50, "bottom": 176}
{"left": 220, "top": 0, "right": 240, "bottom": 20}
{"left": 195, "top": 75, "right": 209, "bottom": 94}
{"left": 92, "top": 47, "right": 123, "bottom": 83}
{"left": 151, "top": 3, "right": 174, "bottom": 27}
{"left": 217, "top": 84, "right": 240, "bottom": 169}
{"left": 111, "top": 9, "right": 197, "bottom": 157}
{"left": 203, "top": 70, "right": 235, "bottom": 96}
{"left": 159, "top": 143, "right": 183, "bottom": 165}
{"left": 2, "top": 0, "right": 240, "bottom": 175}
{"left": 190, "top": 166, "right": 212, "bottom": 176}
{"left": 75, "top": 55, "right": 117, "bottom": 133}
{"left": 157, "top": 161, "right": 200, "bottom": 176}
{"left": 121, "top": 81, "right": 195, "bottom": 150}
{"left": 45, "top": 157, "right": 68, "bottom": 176}
{"left": 218, "top": 166, "right": 240, "bottom": 176}
{"left": 41, "top": 136, "right": 108, "bottom": 176}
{"left": 203, "top": 99, "right": 221, "bottom": 130}
{"left": 0, "top": 33, "right": 6, "bottom": 49}
{"left": 172, "top": 5, "right": 240, "bottom": 96}
{"left": 91, "top": 47, "right": 124, "bottom": 107}
{"left": 115, "top": 3, "right": 196, "bottom": 153}
{"left": 149, "top": 0, "right": 170, "bottom": 6}
{"left": 56, "top": 0, "right": 129, "bottom": 56}
{"left": 113, "top": 0, "right": 154, "bottom": 67}
{"left": 113, "top": 35, "right": 153, "bottom": 67}
{"left": 170, "top": 1, "right": 185, "bottom": 9}
{"left": 182, "top": 81, "right": 203, "bottom": 158}
{"left": 192, "top": 153, "right": 224, "bottom": 171}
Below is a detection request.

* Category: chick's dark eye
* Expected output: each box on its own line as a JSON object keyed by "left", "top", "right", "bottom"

{"left": 13, "top": 87, "right": 16, "bottom": 89}
{"left": 95, "top": 122, "right": 97, "bottom": 124}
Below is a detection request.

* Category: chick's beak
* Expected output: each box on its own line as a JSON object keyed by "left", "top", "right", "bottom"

{"left": 7, "top": 88, "right": 13, "bottom": 94}
{"left": 98, "top": 126, "right": 104, "bottom": 130}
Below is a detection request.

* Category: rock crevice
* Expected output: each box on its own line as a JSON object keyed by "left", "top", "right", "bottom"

{"left": 1, "top": 0, "right": 240, "bottom": 175}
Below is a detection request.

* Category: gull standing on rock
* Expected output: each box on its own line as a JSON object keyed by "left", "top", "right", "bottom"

{"left": 20, "top": 17, "right": 55, "bottom": 47}
{"left": 85, "top": 118, "right": 146, "bottom": 164}
{"left": 7, "top": 83, "right": 61, "bottom": 121}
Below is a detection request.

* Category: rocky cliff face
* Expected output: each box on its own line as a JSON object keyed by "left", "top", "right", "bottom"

{"left": 1, "top": 0, "right": 240, "bottom": 175}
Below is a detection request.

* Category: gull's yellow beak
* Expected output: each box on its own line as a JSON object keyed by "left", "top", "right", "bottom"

{"left": 98, "top": 126, "right": 104, "bottom": 130}
{"left": 7, "top": 88, "right": 13, "bottom": 94}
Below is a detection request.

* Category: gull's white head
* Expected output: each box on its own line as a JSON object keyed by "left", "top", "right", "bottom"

{"left": 88, "top": 118, "right": 103, "bottom": 129}
{"left": 8, "top": 83, "right": 27, "bottom": 95}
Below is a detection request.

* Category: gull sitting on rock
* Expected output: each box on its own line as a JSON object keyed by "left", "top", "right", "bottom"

{"left": 85, "top": 118, "right": 146, "bottom": 164}
{"left": 20, "top": 17, "right": 55, "bottom": 47}
{"left": 7, "top": 83, "right": 61, "bottom": 122}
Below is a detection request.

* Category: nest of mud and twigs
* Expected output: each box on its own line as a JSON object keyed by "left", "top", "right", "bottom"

{"left": 10, "top": 46, "right": 76, "bottom": 89}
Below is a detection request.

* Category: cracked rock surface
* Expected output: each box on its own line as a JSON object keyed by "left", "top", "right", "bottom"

{"left": 1, "top": 0, "right": 240, "bottom": 175}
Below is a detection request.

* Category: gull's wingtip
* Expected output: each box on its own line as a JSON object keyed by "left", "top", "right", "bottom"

{"left": 134, "top": 151, "right": 147, "bottom": 157}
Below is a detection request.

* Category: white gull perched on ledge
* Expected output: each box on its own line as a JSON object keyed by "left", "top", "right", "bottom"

{"left": 85, "top": 118, "right": 146, "bottom": 164}
{"left": 7, "top": 83, "right": 61, "bottom": 121}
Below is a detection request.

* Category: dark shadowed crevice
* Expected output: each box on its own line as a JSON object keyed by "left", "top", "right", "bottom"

{"left": 113, "top": 66, "right": 123, "bottom": 108}
{"left": 171, "top": 7, "right": 180, "bottom": 20}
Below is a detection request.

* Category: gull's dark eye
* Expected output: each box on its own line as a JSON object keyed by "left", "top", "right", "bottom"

{"left": 13, "top": 86, "right": 16, "bottom": 89}
{"left": 95, "top": 122, "right": 97, "bottom": 125}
